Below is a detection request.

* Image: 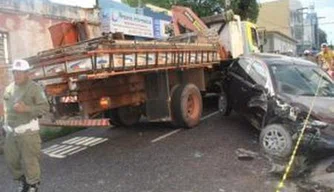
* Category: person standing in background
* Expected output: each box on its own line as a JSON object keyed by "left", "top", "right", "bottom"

{"left": 317, "top": 43, "right": 334, "bottom": 70}
{"left": 2, "top": 59, "right": 49, "bottom": 192}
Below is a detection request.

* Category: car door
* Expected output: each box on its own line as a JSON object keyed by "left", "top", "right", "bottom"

{"left": 244, "top": 60, "right": 271, "bottom": 129}
{"left": 227, "top": 57, "right": 254, "bottom": 113}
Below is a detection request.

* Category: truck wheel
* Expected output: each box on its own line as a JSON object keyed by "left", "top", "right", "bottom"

{"left": 105, "top": 109, "right": 121, "bottom": 126}
{"left": 260, "top": 124, "right": 293, "bottom": 158}
{"left": 218, "top": 88, "right": 231, "bottom": 116}
{"left": 171, "top": 84, "right": 202, "bottom": 128}
{"left": 117, "top": 106, "right": 141, "bottom": 127}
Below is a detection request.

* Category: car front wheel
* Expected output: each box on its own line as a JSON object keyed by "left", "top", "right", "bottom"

{"left": 260, "top": 124, "right": 293, "bottom": 158}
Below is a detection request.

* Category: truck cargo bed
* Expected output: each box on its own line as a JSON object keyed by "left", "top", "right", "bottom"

{"left": 25, "top": 35, "right": 220, "bottom": 87}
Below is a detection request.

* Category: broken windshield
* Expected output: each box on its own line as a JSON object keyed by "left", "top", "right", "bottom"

{"left": 271, "top": 65, "right": 334, "bottom": 97}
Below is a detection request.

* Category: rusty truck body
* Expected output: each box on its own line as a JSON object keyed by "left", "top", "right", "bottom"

{"left": 2, "top": 6, "right": 252, "bottom": 128}
{"left": 24, "top": 34, "right": 227, "bottom": 128}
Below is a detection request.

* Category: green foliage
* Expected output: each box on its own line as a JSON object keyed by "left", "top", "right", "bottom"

{"left": 122, "top": 0, "right": 259, "bottom": 21}
{"left": 318, "top": 28, "right": 327, "bottom": 47}
{"left": 222, "top": 0, "right": 259, "bottom": 22}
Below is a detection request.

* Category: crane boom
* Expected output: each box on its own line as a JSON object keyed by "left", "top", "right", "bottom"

{"left": 171, "top": 5, "right": 228, "bottom": 60}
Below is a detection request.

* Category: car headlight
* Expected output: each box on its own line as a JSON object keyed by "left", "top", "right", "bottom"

{"left": 308, "top": 120, "right": 328, "bottom": 129}
{"left": 288, "top": 106, "right": 299, "bottom": 121}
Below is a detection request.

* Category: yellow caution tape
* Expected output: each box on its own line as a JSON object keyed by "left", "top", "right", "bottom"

{"left": 276, "top": 74, "right": 324, "bottom": 192}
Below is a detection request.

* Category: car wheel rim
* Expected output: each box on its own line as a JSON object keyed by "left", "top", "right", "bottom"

{"left": 218, "top": 94, "right": 227, "bottom": 113}
{"left": 263, "top": 129, "right": 287, "bottom": 155}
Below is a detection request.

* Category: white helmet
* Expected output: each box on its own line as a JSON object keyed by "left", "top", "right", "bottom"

{"left": 11, "top": 59, "right": 31, "bottom": 71}
{"left": 321, "top": 43, "right": 328, "bottom": 48}
{"left": 303, "top": 50, "right": 310, "bottom": 55}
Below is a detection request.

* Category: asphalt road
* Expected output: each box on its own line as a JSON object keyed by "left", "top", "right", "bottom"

{"left": 0, "top": 97, "right": 293, "bottom": 192}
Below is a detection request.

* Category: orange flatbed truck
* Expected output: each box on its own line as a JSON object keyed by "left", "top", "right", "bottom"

{"left": 24, "top": 34, "right": 227, "bottom": 128}
{"left": 16, "top": 6, "right": 237, "bottom": 129}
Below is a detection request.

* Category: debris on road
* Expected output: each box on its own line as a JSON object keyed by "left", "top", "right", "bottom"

{"left": 296, "top": 180, "right": 333, "bottom": 192}
{"left": 194, "top": 151, "right": 204, "bottom": 158}
{"left": 308, "top": 156, "right": 334, "bottom": 190}
{"left": 326, "top": 162, "right": 334, "bottom": 173}
{"left": 235, "top": 148, "right": 258, "bottom": 161}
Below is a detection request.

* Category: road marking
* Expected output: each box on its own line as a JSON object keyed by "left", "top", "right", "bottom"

{"left": 67, "top": 147, "right": 88, "bottom": 156}
{"left": 89, "top": 138, "right": 109, "bottom": 147}
{"left": 57, "top": 146, "right": 82, "bottom": 156}
{"left": 43, "top": 136, "right": 108, "bottom": 159}
{"left": 48, "top": 145, "right": 76, "bottom": 155}
{"left": 42, "top": 145, "right": 69, "bottom": 153}
{"left": 48, "top": 154, "right": 66, "bottom": 159}
{"left": 83, "top": 138, "right": 105, "bottom": 146}
{"left": 75, "top": 137, "right": 97, "bottom": 145}
{"left": 201, "top": 111, "right": 219, "bottom": 121}
{"left": 151, "top": 111, "right": 220, "bottom": 143}
{"left": 151, "top": 129, "right": 181, "bottom": 143}
{"left": 62, "top": 137, "right": 82, "bottom": 144}
{"left": 41, "top": 144, "right": 60, "bottom": 153}
{"left": 66, "top": 137, "right": 89, "bottom": 145}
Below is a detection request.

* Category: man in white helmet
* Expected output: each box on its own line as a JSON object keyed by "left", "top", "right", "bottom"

{"left": 302, "top": 49, "right": 316, "bottom": 63}
{"left": 317, "top": 43, "right": 334, "bottom": 70}
{"left": 2, "top": 59, "right": 49, "bottom": 192}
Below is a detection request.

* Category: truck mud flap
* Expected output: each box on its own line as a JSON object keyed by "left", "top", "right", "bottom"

{"left": 40, "top": 118, "right": 110, "bottom": 127}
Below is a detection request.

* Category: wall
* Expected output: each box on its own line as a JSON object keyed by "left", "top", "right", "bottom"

{"left": 0, "top": 65, "right": 11, "bottom": 115}
{"left": 0, "top": 0, "right": 100, "bottom": 62}
{"left": 263, "top": 33, "right": 274, "bottom": 53}
{"left": 0, "top": 0, "right": 100, "bottom": 116}
{"left": 257, "top": 0, "right": 291, "bottom": 38}
{"left": 264, "top": 31, "right": 297, "bottom": 54}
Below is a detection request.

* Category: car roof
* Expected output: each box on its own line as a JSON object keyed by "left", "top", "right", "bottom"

{"left": 241, "top": 53, "right": 317, "bottom": 67}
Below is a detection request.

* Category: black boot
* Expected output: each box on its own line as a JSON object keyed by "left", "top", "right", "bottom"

{"left": 326, "top": 161, "right": 334, "bottom": 173}
{"left": 17, "top": 176, "right": 29, "bottom": 192}
{"left": 26, "top": 183, "right": 39, "bottom": 192}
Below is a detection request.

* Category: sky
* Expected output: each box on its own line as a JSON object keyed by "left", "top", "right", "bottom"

{"left": 52, "top": 0, "right": 334, "bottom": 44}
{"left": 259, "top": 0, "right": 334, "bottom": 44}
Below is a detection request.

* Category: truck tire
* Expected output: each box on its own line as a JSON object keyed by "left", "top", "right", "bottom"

{"left": 171, "top": 84, "right": 202, "bottom": 128}
{"left": 218, "top": 88, "right": 232, "bottom": 116}
{"left": 117, "top": 106, "right": 141, "bottom": 127}
{"left": 105, "top": 109, "right": 121, "bottom": 126}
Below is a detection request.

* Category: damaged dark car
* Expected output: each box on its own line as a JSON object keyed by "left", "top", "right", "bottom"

{"left": 219, "top": 53, "right": 334, "bottom": 159}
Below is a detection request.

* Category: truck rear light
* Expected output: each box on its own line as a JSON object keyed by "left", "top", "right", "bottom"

{"left": 100, "top": 97, "right": 111, "bottom": 109}
{"left": 60, "top": 96, "right": 78, "bottom": 103}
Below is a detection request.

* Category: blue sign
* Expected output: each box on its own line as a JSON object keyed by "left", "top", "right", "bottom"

{"left": 154, "top": 19, "right": 161, "bottom": 39}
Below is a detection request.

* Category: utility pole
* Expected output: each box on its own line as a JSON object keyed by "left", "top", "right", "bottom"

{"left": 225, "top": 0, "right": 231, "bottom": 9}
{"left": 317, "top": 17, "right": 326, "bottom": 49}
{"left": 296, "top": 7, "right": 308, "bottom": 53}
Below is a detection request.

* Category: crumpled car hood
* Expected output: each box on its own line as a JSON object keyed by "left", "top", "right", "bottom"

{"left": 280, "top": 94, "right": 334, "bottom": 124}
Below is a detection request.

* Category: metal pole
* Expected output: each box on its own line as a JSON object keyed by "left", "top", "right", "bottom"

{"left": 317, "top": 17, "right": 326, "bottom": 48}
{"left": 301, "top": 12, "right": 304, "bottom": 51}
{"left": 296, "top": 7, "right": 308, "bottom": 54}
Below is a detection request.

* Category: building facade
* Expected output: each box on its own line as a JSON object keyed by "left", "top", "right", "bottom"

{"left": 257, "top": 0, "right": 302, "bottom": 55}
{"left": 0, "top": 0, "right": 100, "bottom": 115}
{"left": 0, "top": 0, "right": 100, "bottom": 65}
{"left": 263, "top": 31, "right": 298, "bottom": 54}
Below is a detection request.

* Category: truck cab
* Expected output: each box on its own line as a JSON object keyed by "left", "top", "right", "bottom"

{"left": 241, "top": 21, "right": 260, "bottom": 55}
{"left": 202, "top": 14, "right": 263, "bottom": 58}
